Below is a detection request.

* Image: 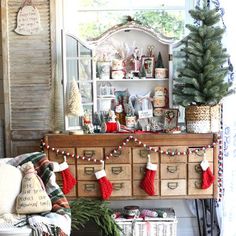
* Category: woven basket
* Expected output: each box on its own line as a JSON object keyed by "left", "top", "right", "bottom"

{"left": 185, "top": 105, "right": 221, "bottom": 133}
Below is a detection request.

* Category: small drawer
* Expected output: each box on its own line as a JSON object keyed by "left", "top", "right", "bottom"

{"left": 132, "top": 147, "right": 159, "bottom": 164}
{"left": 188, "top": 179, "right": 213, "bottom": 195}
{"left": 77, "top": 148, "right": 103, "bottom": 164}
{"left": 105, "top": 147, "right": 131, "bottom": 164}
{"left": 188, "top": 163, "right": 214, "bottom": 179}
{"left": 111, "top": 180, "right": 132, "bottom": 197}
{"left": 133, "top": 164, "right": 159, "bottom": 180}
{"left": 133, "top": 180, "right": 159, "bottom": 196}
{"left": 55, "top": 164, "right": 76, "bottom": 181}
{"left": 58, "top": 181, "right": 77, "bottom": 197}
{"left": 161, "top": 179, "right": 186, "bottom": 196}
{"left": 161, "top": 163, "right": 186, "bottom": 180}
{"left": 49, "top": 148, "right": 75, "bottom": 164}
{"left": 188, "top": 148, "right": 213, "bottom": 162}
{"left": 78, "top": 181, "right": 101, "bottom": 197}
{"left": 106, "top": 164, "right": 131, "bottom": 180}
{"left": 160, "top": 146, "right": 187, "bottom": 163}
{"left": 77, "top": 164, "right": 103, "bottom": 181}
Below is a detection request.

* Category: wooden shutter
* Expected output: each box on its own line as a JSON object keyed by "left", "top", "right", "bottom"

{"left": 2, "top": 0, "right": 56, "bottom": 155}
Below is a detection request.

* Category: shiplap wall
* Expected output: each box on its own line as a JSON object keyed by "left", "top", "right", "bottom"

{"left": 2, "top": 0, "right": 55, "bottom": 155}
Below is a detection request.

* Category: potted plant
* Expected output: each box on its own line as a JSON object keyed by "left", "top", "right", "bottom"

{"left": 173, "top": 0, "right": 231, "bottom": 133}
{"left": 155, "top": 52, "right": 168, "bottom": 79}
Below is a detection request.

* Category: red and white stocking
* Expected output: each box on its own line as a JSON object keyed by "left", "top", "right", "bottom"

{"left": 200, "top": 158, "right": 215, "bottom": 189}
{"left": 140, "top": 161, "right": 157, "bottom": 196}
{"left": 95, "top": 163, "right": 112, "bottom": 200}
{"left": 52, "top": 158, "right": 76, "bottom": 194}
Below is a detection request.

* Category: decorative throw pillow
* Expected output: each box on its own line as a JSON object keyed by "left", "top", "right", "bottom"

{"left": 16, "top": 161, "right": 52, "bottom": 214}
{"left": 0, "top": 164, "right": 23, "bottom": 214}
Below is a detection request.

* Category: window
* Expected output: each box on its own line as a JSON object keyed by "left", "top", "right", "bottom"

{"left": 63, "top": 0, "right": 193, "bottom": 41}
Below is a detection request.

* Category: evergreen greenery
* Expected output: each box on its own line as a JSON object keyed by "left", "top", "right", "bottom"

{"left": 156, "top": 52, "right": 164, "bottom": 68}
{"left": 139, "top": 65, "right": 146, "bottom": 78}
{"left": 70, "top": 198, "right": 121, "bottom": 236}
{"left": 173, "top": 0, "right": 230, "bottom": 107}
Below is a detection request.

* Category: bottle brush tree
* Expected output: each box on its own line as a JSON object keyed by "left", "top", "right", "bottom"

{"left": 66, "top": 78, "right": 84, "bottom": 116}
{"left": 173, "top": 0, "right": 230, "bottom": 107}
{"left": 139, "top": 64, "right": 146, "bottom": 78}
{"left": 155, "top": 52, "right": 164, "bottom": 68}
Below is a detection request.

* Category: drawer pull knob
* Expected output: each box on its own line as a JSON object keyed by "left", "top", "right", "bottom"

{"left": 195, "top": 150, "right": 205, "bottom": 157}
{"left": 83, "top": 150, "right": 95, "bottom": 158}
{"left": 139, "top": 167, "right": 145, "bottom": 173}
{"left": 195, "top": 165, "right": 202, "bottom": 174}
{"left": 113, "top": 183, "right": 123, "bottom": 191}
{"left": 84, "top": 167, "right": 95, "bottom": 175}
{"left": 111, "top": 167, "right": 123, "bottom": 175}
{"left": 84, "top": 184, "right": 96, "bottom": 192}
{"left": 167, "top": 166, "right": 177, "bottom": 173}
{"left": 113, "top": 150, "right": 122, "bottom": 157}
{"left": 195, "top": 181, "right": 202, "bottom": 189}
{"left": 139, "top": 150, "right": 150, "bottom": 158}
{"left": 167, "top": 182, "right": 178, "bottom": 190}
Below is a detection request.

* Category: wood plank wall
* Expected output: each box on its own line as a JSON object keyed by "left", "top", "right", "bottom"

{"left": 2, "top": 0, "right": 55, "bottom": 156}
{"left": 0, "top": 7, "right": 5, "bottom": 157}
{"left": 0, "top": 8, "right": 4, "bottom": 120}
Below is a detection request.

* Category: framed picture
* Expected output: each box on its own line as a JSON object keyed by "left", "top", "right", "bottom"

{"left": 163, "top": 109, "right": 179, "bottom": 130}
{"left": 141, "top": 56, "right": 155, "bottom": 78}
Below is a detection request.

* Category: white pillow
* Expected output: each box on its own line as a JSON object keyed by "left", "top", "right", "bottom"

{"left": 0, "top": 164, "right": 22, "bottom": 214}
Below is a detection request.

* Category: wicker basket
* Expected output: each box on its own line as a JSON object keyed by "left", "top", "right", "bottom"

{"left": 185, "top": 105, "right": 221, "bottom": 133}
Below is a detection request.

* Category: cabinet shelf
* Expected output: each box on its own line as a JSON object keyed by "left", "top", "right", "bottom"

{"left": 96, "top": 78, "right": 169, "bottom": 82}
{"left": 63, "top": 21, "right": 174, "bottom": 126}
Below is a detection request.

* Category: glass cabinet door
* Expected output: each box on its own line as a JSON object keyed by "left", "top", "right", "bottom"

{"left": 62, "top": 33, "right": 94, "bottom": 130}
{"left": 171, "top": 39, "right": 186, "bottom": 124}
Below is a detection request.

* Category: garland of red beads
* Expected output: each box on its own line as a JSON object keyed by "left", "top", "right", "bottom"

{"left": 41, "top": 135, "right": 219, "bottom": 164}
{"left": 217, "top": 135, "right": 223, "bottom": 201}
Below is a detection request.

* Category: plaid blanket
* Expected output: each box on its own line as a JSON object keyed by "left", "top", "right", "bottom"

{"left": 7, "top": 152, "right": 71, "bottom": 236}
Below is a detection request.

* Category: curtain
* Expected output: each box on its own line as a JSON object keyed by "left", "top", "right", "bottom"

{"left": 221, "top": 94, "right": 236, "bottom": 236}
{"left": 220, "top": 0, "right": 236, "bottom": 235}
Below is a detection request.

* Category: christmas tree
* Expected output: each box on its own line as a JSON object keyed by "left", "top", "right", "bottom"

{"left": 173, "top": 0, "right": 230, "bottom": 107}
{"left": 155, "top": 52, "right": 164, "bottom": 68}
{"left": 66, "top": 78, "right": 84, "bottom": 116}
{"left": 139, "top": 65, "right": 146, "bottom": 78}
